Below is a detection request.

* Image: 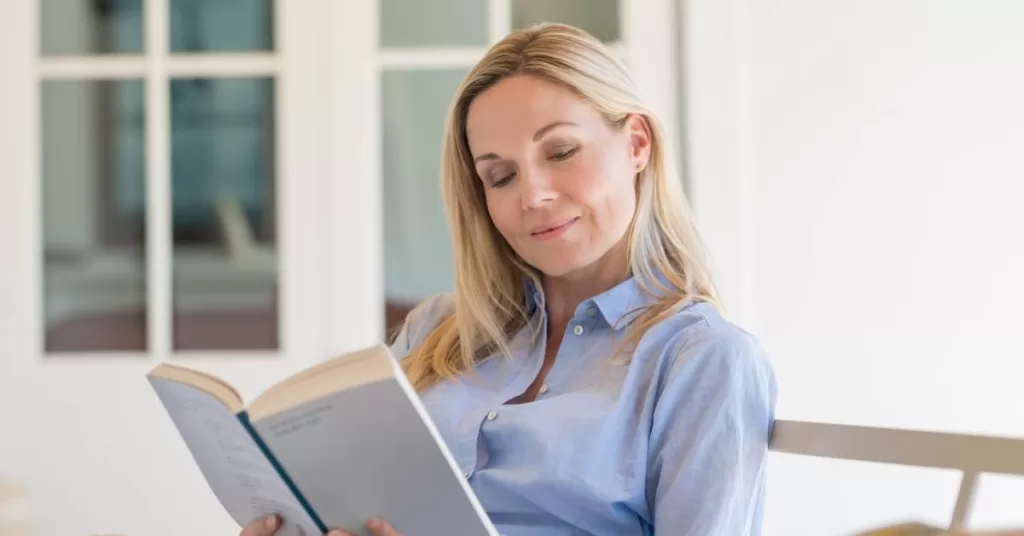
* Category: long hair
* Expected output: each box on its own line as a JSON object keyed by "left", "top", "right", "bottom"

{"left": 401, "top": 23, "right": 721, "bottom": 391}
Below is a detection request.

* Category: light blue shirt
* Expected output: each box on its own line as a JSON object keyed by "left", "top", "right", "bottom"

{"left": 390, "top": 277, "right": 778, "bottom": 535}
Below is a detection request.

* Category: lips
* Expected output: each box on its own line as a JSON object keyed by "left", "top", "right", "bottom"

{"left": 530, "top": 217, "right": 580, "bottom": 236}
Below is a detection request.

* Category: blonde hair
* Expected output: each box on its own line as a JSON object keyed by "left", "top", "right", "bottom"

{"left": 401, "top": 23, "right": 721, "bottom": 391}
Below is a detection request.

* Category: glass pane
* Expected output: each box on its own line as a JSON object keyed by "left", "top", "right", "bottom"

{"left": 170, "top": 77, "right": 277, "bottom": 350}
{"left": 41, "top": 79, "right": 147, "bottom": 352}
{"left": 380, "top": 0, "right": 488, "bottom": 47}
{"left": 170, "top": 0, "right": 274, "bottom": 52}
{"left": 511, "top": 0, "right": 621, "bottom": 43}
{"left": 40, "top": 0, "right": 143, "bottom": 55}
{"left": 381, "top": 70, "right": 465, "bottom": 336}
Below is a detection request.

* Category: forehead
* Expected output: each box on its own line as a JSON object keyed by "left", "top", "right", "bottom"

{"left": 465, "top": 75, "right": 601, "bottom": 149}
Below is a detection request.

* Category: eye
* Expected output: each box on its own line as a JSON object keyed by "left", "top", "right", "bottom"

{"left": 492, "top": 172, "right": 516, "bottom": 187}
{"left": 549, "top": 146, "right": 579, "bottom": 161}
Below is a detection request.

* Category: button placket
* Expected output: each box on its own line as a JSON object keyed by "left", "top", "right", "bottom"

{"left": 462, "top": 408, "right": 495, "bottom": 479}
{"left": 574, "top": 301, "right": 602, "bottom": 336}
{"left": 543, "top": 306, "right": 603, "bottom": 395}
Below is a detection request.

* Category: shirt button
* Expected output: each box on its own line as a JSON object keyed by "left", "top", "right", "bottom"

{"left": 486, "top": 411, "right": 498, "bottom": 421}
{"left": 572, "top": 325, "right": 584, "bottom": 336}
{"left": 586, "top": 307, "right": 597, "bottom": 316}
{"left": 539, "top": 384, "right": 549, "bottom": 395}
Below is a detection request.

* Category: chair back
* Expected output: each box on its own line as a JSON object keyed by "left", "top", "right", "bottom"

{"left": 769, "top": 420, "right": 1024, "bottom": 534}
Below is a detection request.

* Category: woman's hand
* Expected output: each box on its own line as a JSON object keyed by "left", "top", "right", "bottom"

{"left": 239, "top": 515, "right": 403, "bottom": 536}
{"left": 239, "top": 515, "right": 283, "bottom": 536}
{"left": 326, "top": 518, "right": 403, "bottom": 536}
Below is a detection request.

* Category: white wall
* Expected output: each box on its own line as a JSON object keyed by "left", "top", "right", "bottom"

{"left": 684, "top": 0, "right": 1024, "bottom": 533}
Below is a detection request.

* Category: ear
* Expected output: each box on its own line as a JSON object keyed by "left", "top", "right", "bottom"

{"left": 624, "top": 114, "right": 653, "bottom": 173}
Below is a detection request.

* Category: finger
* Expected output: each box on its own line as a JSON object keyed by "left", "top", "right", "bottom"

{"left": 325, "top": 529, "right": 356, "bottom": 536}
{"left": 366, "top": 517, "right": 402, "bottom": 536}
{"left": 240, "top": 514, "right": 281, "bottom": 536}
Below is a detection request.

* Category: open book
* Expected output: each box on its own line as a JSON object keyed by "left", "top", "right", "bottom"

{"left": 146, "top": 344, "right": 498, "bottom": 536}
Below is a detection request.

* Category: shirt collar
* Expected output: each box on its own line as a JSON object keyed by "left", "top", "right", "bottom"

{"left": 588, "top": 276, "right": 659, "bottom": 330}
{"left": 524, "top": 277, "right": 544, "bottom": 316}
{"left": 522, "top": 274, "right": 663, "bottom": 331}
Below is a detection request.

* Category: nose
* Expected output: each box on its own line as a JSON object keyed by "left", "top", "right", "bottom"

{"left": 519, "top": 166, "right": 556, "bottom": 211}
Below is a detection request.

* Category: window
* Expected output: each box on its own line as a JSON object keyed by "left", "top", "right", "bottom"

{"left": 39, "top": 0, "right": 283, "bottom": 353}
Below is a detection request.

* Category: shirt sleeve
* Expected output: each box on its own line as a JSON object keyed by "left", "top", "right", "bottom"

{"left": 387, "top": 293, "right": 455, "bottom": 360}
{"left": 646, "top": 324, "right": 778, "bottom": 535}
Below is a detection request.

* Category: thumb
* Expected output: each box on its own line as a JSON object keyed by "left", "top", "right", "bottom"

{"left": 241, "top": 514, "right": 281, "bottom": 536}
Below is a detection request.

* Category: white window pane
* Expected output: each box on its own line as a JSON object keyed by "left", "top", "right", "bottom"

{"left": 381, "top": 0, "right": 488, "bottom": 48}
{"left": 170, "top": 0, "right": 274, "bottom": 53}
{"left": 170, "top": 77, "right": 278, "bottom": 350}
{"left": 511, "top": 0, "right": 620, "bottom": 43}
{"left": 41, "top": 0, "right": 144, "bottom": 56}
{"left": 381, "top": 69, "right": 466, "bottom": 333}
{"left": 41, "top": 79, "right": 148, "bottom": 352}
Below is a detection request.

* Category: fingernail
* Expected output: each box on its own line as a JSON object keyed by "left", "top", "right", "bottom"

{"left": 265, "top": 515, "right": 280, "bottom": 530}
{"left": 367, "top": 518, "right": 383, "bottom": 529}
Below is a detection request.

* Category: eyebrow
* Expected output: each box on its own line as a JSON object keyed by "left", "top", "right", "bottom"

{"left": 473, "top": 120, "right": 578, "bottom": 163}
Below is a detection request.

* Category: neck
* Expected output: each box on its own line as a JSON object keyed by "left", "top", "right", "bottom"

{"left": 542, "top": 246, "right": 629, "bottom": 331}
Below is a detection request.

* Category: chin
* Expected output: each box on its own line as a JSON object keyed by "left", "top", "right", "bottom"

{"left": 524, "top": 251, "right": 597, "bottom": 278}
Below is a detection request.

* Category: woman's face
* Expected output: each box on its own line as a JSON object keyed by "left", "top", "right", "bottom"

{"left": 465, "top": 74, "right": 651, "bottom": 280}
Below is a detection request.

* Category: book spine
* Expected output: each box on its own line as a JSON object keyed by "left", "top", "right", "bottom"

{"left": 237, "top": 411, "right": 328, "bottom": 534}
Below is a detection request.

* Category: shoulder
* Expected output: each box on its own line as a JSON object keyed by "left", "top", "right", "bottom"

{"left": 388, "top": 293, "right": 455, "bottom": 359}
{"left": 640, "top": 301, "right": 777, "bottom": 413}
{"left": 671, "top": 302, "right": 770, "bottom": 371}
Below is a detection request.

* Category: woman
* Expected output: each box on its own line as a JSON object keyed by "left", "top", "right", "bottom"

{"left": 245, "top": 22, "right": 776, "bottom": 536}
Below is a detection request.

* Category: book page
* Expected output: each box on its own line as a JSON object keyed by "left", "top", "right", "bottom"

{"left": 149, "top": 376, "right": 322, "bottom": 536}
{"left": 252, "top": 378, "right": 498, "bottom": 536}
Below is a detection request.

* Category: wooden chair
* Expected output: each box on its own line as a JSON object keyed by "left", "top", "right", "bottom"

{"left": 769, "top": 420, "right": 1024, "bottom": 535}
{"left": 0, "top": 477, "right": 32, "bottom": 536}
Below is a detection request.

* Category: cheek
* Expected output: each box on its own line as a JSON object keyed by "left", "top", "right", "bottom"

{"left": 590, "top": 186, "right": 636, "bottom": 236}
{"left": 484, "top": 193, "right": 519, "bottom": 240}
{"left": 573, "top": 153, "right": 637, "bottom": 222}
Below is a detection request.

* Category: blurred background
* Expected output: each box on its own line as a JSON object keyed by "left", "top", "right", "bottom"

{"left": 0, "top": 0, "right": 1021, "bottom": 535}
